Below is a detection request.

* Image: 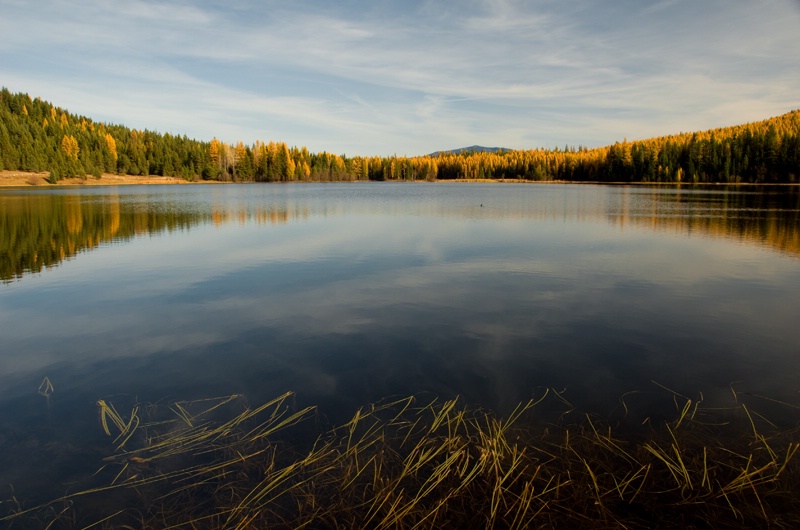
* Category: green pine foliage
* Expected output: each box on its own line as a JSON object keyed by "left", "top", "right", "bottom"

{"left": 1, "top": 88, "right": 798, "bottom": 183}
{"left": 0, "top": 89, "right": 215, "bottom": 182}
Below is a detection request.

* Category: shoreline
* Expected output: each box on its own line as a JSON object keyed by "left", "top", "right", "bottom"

{"left": 2, "top": 171, "right": 796, "bottom": 188}
{"left": 0, "top": 171, "right": 195, "bottom": 187}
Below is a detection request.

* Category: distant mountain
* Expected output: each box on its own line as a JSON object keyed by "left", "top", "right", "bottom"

{"left": 428, "top": 145, "right": 510, "bottom": 157}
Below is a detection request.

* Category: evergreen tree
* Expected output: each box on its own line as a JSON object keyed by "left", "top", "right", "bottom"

{"left": 1, "top": 87, "right": 798, "bottom": 184}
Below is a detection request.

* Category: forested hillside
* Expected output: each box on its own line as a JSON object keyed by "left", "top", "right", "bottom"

{"left": 1, "top": 88, "right": 798, "bottom": 183}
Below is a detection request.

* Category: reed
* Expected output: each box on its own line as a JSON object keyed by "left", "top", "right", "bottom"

{"left": 2, "top": 388, "right": 799, "bottom": 529}
{"left": 37, "top": 376, "right": 54, "bottom": 407}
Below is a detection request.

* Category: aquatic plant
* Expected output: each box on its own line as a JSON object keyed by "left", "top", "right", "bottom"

{"left": 2, "top": 387, "right": 799, "bottom": 529}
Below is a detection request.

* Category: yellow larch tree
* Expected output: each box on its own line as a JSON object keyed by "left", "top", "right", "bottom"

{"left": 104, "top": 133, "right": 118, "bottom": 162}
{"left": 61, "top": 135, "right": 79, "bottom": 160}
{"left": 210, "top": 138, "right": 221, "bottom": 169}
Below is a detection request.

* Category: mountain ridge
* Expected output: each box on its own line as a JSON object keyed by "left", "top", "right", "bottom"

{"left": 428, "top": 145, "right": 510, "bottom": 157}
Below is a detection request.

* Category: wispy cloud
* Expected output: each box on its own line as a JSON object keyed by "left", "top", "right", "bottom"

{"left": 1, "top": 0, "right": 798, "bottom": 155}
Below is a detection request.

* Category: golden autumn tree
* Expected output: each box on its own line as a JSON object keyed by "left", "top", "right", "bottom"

{"left": 209, "top": 137, "right": 225, "bottom": 178}
{"left": 61, "top": 135, "right": 79, "bottom": 160}
{"left": 103, "top": 133, "right": 117, "bottom": 173}
{"left": 235, "top": 141, "right": 247, "bottom": 163}
{"left": 210, "top": 138, "right": 220, "bottom": 166}
{"left": 282, "top": 143, "right": 296, "bottom": 181}
{"left": 297, "top": 159, "right": 311, "bottom": 180}
{"left": 104, "top": 133, "right": 117, "bottom": 161}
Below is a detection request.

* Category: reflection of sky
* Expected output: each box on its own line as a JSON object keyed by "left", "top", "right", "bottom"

{"left": 1, "top": 185, "right": 799, "bottom": 431}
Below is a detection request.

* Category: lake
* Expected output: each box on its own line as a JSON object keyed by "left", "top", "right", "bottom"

{"left": 1, "top": 182, "right": 800, "bottom": 509}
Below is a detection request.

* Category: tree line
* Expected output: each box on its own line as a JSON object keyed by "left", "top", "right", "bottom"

{"left": 1, "top": 88, "right": 798, "bottom": 183}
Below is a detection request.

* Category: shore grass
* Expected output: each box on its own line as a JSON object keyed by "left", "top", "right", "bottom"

{"left": 3, "top": 389, "right": 800, "bottom": 529}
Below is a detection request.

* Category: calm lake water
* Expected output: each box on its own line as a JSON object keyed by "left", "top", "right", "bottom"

{"left": 1, "top": 182, "right": 800, "bottom": 504}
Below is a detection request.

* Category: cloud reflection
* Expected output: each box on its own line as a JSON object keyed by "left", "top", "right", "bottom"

{"left": 1, "top": 184, "right": 799, "bottom": 422}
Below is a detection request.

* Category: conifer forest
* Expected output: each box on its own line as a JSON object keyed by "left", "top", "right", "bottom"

{"left": 1, "top": 88, "right": 798, "bottom": 184}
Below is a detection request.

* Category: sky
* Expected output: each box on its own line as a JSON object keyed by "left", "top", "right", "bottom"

{"left": 1, "top": 0, "right": 799, "bottom": 157}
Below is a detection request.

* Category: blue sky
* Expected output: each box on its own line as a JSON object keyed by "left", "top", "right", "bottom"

{"left": 1, "top": 0, "right": 798, "bottom": 156}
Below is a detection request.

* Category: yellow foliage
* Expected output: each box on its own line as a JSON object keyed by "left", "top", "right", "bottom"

{"left": 299, "top": 160, "right": 311, "bottom": 180}
{"left": 61, "top": 135, "right": 80, "bottom": 160}
{"left": 235, "top": 141, "right": 247, "bottom": 163}
{"left": 210, "top": 138, "right": 221, "bottom": 167}
{"left": 105, "top": 133, "right": 118, "bottom": 161}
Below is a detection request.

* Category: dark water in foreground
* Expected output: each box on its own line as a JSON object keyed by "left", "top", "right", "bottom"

{"left": 1, "top": 182, "right": 799, "bottom": 503}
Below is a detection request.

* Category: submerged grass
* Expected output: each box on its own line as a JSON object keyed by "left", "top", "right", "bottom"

{"left": 3, "top": 388, "right": 800, "bottom": 529}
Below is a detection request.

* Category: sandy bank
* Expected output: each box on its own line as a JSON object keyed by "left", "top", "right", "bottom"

{"left": 0, "top": 171, "right": 195, "bottom": 187}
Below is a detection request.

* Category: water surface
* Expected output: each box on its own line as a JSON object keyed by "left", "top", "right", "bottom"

{"left": 1, "top": 182, "right": 799, "bottom": 501}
